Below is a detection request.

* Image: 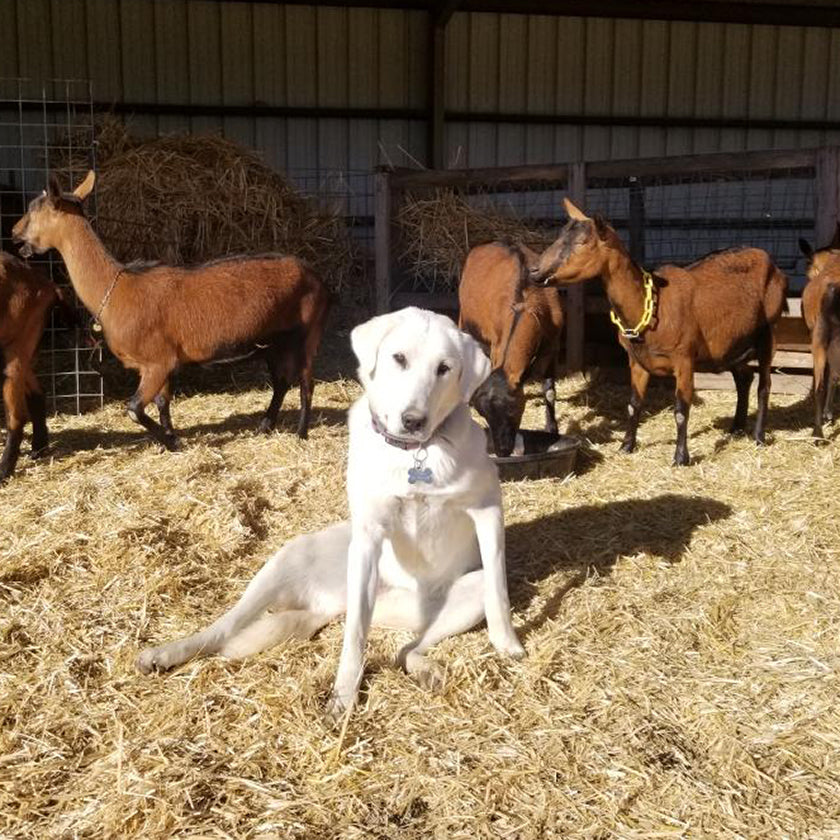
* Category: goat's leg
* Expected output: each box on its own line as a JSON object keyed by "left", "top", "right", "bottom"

{"left": 128, "top": 366, "right": 179, "bottom": 451}
{"left": 672, "top": 361, "right": 694, "bottom": 466}
{"left": 297, "top": 305, "right": 330, "bottom": 439}
{"left": 542, "top": 377, "right": 558, "bottom": 435}
{"left": 811, "top": 341, "right": 828, "bottom": 439}
{"left": 24, "top": 368, "right": 48, "bottom": 457}
{"left": 825, "top": 368, "right": 836, "bottom": 424}
{"left": 153, "top": 379, "right": 175, "bottom": 437}
{"left": 0, "top": 362, "right": 27, "bottom": 482}
{"left": 753, "top": 327, "right": 773, "bottom": 445}
{"left": 620, "top": 360, "right": 650, "bottom": 454}
{"left": 259, "top": 345, "right": 291, "bottom": 433}
{"left": 729, "top": 366, "right": 754, "bottom": 436}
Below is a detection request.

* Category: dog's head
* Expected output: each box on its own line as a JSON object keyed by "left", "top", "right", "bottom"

{"left": 351, "top": 307, "right": 490, "bottom": 444}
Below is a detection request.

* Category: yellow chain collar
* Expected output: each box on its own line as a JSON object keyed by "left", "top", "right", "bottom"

{"left": 609, "top": 270, "right": 656, "bottom": 340}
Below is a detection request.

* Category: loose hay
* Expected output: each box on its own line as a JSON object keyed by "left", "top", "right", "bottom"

{"left": 2, "top": 374, "right": 840, "bottom": 838}
{"left": 396, "top": 190, "right": 557, "bottom": 291}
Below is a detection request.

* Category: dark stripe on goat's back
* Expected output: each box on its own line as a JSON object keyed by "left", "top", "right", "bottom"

{"left": 684, "top": 246, "right": 760, "bottom": 271}
{"left": 121, "top": 251, "right": 311, "bottom": 276}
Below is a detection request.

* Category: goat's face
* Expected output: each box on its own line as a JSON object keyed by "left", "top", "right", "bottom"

{"left": 351, "top": 307, "right": 491, "bottom": 444}
{"left": 472, "top": 368, "right": 526, "bottom": 457}
{"left": 800, "top": 237, "right": 840, "bottom": 283}
{"left": 530, "top": 198, "right": 611, "bottom": 286}
{"left": 12, "top": 170, "right": 94, "bottom": 258}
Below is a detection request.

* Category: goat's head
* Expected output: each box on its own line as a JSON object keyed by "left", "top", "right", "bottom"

{"left": 12, "top": 170, "right": 95, "bottom": 257}
{"left": 529, "top": 198, "right": 612, "bottom": 286}
{"left": 472, "top": 368, "right": 526, "bottom": 457}
{"left": 800, "top": 233, "right": 840, "bottom": 283}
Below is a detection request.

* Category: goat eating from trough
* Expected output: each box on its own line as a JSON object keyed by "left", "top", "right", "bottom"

{"left": 12, "top": 171, "right": 332, "bottom": 451}
{"left": 799, "top": 234, "right": 840, "bottom": 439}
{"left": 530, "top": 199, "right": 788, "bottom": 466}
{"left": 458, "top": 242, "right": 564, "bottom": 457}
{"left": 0, "top": 252, "right": 63, "bottom": 482}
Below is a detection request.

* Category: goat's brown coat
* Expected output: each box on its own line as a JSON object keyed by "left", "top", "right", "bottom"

{"left": 531, "top": 199, "right": 787, "bottom": 465}
{"left": 0, "top": 252, "right": 57, "bottom": 480}
{"left": 459, "top": 242, "right": 564, "bottom": 455}
{"left": 12, "top": 171, "right": 332, "bottom": 450}
{"left": 800, "top": 243, "right": 840, "bottom": 437}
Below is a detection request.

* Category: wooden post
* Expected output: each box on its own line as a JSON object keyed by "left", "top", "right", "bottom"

{"left": 815, "top": 146, "right": 840, "bottom": 248}
{"left": 628, "top": 176, "right": 646, "bottom": 265}
{"left": 565, "top": 161, "right": 586, "bottom": 373}
{"left": 374, "top": 169, "right": 393, "bottom": 314}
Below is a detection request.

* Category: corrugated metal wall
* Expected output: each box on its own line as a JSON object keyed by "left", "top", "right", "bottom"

{"left": 2, "top": 0, "right": 840, "bottom": 174}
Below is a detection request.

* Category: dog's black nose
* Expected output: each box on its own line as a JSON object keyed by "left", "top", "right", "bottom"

{"left": 401, "top": 410, "right": 427, "bottom": 433}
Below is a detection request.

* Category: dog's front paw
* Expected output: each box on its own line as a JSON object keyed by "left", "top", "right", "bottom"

{"left": 491, "top": 632, "right": 526, "bottom": 660}
{"left": 324, "top": 693, "right": 353, "bottom": 727}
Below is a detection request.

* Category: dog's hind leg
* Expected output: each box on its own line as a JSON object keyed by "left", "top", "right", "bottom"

{"left": 219, "top": 609, "right": 335, "bottom": 659}
{"left": 396, "top": 570, "right": 487, "bottom": 690}
{"left": 136, "top": 523, "right": 350, "bottom": 674}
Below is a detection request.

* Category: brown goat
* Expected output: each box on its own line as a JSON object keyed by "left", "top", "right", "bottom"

{"left": 0, "top": 252, "right": 59, "bottom": 481}
{"left": 530, "top": 199, "right": 788, "bottom": 465}
{"left": 12, "top": 171, "right": 332, "bottom": 451}
{"left": 799, "top": 235, "right": 840, "bottom": 438}
{"left": 458, "top": 242, "right": 564, "bottom": 456}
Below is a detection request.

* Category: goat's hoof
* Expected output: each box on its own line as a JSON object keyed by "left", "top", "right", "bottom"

{"left": 258, "top": 417, "right": 275, "bottom": 434}
{"left": 672, "top": 453, "right": 690, "bottom": 467}
{"left": 619, "top": 441, "right": 636, "bottom": 455}
{"left": 729, "top": 425, "right": 747, "bottom": 437}
{"left": 297, "top": 429, "right": 309, "bottom": 441}
{"left": 164, "top": 436, "right": 181, "bottom": 452}
{"left": 30, "top": 443, "right": 49, "bottom": 460}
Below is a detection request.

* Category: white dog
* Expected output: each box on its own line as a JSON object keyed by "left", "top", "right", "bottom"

{"left": 136, "top": 307, "right": 525, "bottom": 718}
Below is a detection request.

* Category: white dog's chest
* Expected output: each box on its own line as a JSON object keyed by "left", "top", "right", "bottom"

{"left": 378, "top": 494, "right": 478, "bottom": 587}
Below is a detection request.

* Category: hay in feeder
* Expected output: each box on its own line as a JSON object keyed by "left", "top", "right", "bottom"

{"left": 54, "top": 117, "right": 366, "bottom": 303}
{"left": 396, "top": 190, "right": 557, "bottom": 291}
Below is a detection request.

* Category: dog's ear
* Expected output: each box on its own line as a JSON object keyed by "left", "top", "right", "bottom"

{"left": 457, "top": 329, "right": 491, "bottom": 403}
{"left": 350, "top": 311, "right": 402, "bottom": 381}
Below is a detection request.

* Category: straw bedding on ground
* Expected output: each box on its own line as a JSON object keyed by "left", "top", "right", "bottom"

{"left": 2, "top": 369, "right": 840, "bottom": 838}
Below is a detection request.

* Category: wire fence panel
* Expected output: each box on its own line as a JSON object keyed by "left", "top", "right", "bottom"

{"left": 0, "top": 78, "right": 103, "bottom": 415}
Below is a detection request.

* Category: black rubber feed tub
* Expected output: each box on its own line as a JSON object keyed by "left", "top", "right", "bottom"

{"left": 487, "top": 429, "right": 580, "bottom": 481}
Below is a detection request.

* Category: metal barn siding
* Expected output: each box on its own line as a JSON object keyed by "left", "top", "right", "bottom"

{"left": 2, "top": 1, "right": 840, "bottom": 177}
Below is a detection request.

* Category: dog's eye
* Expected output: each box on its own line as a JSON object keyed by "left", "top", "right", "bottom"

{"left": 436, "top": 362, "right": 450, "bottom": 377}
{"left": 393, "top": 352, "right": 407, "bottom": 369}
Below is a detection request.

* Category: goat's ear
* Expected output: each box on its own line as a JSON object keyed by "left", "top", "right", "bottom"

{"left": 47, "top": 173, "right": 63, "bottom": 203}
{"left": 350, "top": 311, "right": 401, "bottom": 382}
{"left": 593, "top": 213, "right": 609, "bottom": 239}
{"left": 563, "top": 197, "right": 589, "bottom": 221}
{"left": 799, "top": 238, "right": 814, "bottom": 259}
{"left": 457, "top": 329, "right": 491, "bottom": 403}
{"left": 73, "top": 170, "right": 95, "bottom": 201}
